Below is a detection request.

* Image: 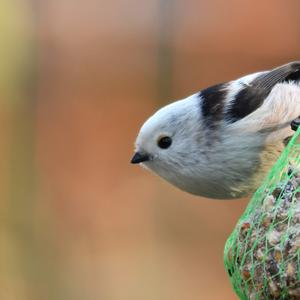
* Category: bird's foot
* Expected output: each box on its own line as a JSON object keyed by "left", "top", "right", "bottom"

{"left": 291, "top": 117, "right": 300, "bottom": 131}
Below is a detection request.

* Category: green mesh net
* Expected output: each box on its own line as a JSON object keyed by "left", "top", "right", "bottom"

{"left": 224, "top": 126, "right": 300, "bottom": 300}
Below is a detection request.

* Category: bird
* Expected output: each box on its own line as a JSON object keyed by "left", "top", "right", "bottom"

{"left": 131, "top": 61, "right": 300, "bottom": 199}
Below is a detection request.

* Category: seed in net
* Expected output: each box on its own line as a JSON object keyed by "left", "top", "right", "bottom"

{"left": 268, "top": 280, "right": 280, "bottom": 297}
{"left": 267, "top": 229, "right": 282, "bottom": 246}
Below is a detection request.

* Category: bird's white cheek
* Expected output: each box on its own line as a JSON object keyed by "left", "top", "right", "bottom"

{"left": 140, "top": 160, "right": 165, "bottom": 176}
{"left": 140, "top": 162, "right": 150, "bottom": 170}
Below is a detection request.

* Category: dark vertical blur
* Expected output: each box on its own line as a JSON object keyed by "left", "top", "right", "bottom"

{"left": 1, "top": 0, "right": 300, "bottom": 299}
{"left": 157, "top": 0, "right": 176, "bottom": 102}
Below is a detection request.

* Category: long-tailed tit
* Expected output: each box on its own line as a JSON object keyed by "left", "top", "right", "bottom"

{"left": 131, "top": 62, "right": 300, "bottom": 199}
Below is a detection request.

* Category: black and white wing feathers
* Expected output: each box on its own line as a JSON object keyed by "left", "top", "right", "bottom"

{"left": 225, "top": 61, "right": 300, "bottom": 123}
{"left": 199, "top": 61, "right": 300, "bottom": 127}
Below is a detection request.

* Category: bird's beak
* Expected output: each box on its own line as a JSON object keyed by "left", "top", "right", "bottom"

{"left": 131, "top": 152, "right": 150, "bottom": 164}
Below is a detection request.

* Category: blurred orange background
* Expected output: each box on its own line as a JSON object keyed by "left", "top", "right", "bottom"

{"left": 1, "top": 1, "right": 300, "bottom": 299}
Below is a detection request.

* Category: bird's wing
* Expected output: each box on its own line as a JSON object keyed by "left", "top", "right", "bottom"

{"left": 225, "top": 61, "right": 300, "bottom": 124}
{"left": 251, "top": 61, "right": 300, "bottom": 90}
{"left": 226, "top": 62, "right": 300, "bottom": 142}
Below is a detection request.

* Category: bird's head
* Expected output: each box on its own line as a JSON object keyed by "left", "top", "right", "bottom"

{"left": 131, "top": 95, "right": 207, "bottom": 191}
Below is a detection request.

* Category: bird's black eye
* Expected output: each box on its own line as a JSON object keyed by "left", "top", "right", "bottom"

{"left": 157, "top": 136, "right": 172, "bottom": 149}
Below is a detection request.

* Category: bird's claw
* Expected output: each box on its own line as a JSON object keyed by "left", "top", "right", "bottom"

{"left": 291, "top": 117, "right": 300, "bottom": 131}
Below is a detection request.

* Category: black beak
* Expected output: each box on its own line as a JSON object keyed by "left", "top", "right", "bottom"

{"left": 131, "top": 152, "right": 150, "bottom": 164}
